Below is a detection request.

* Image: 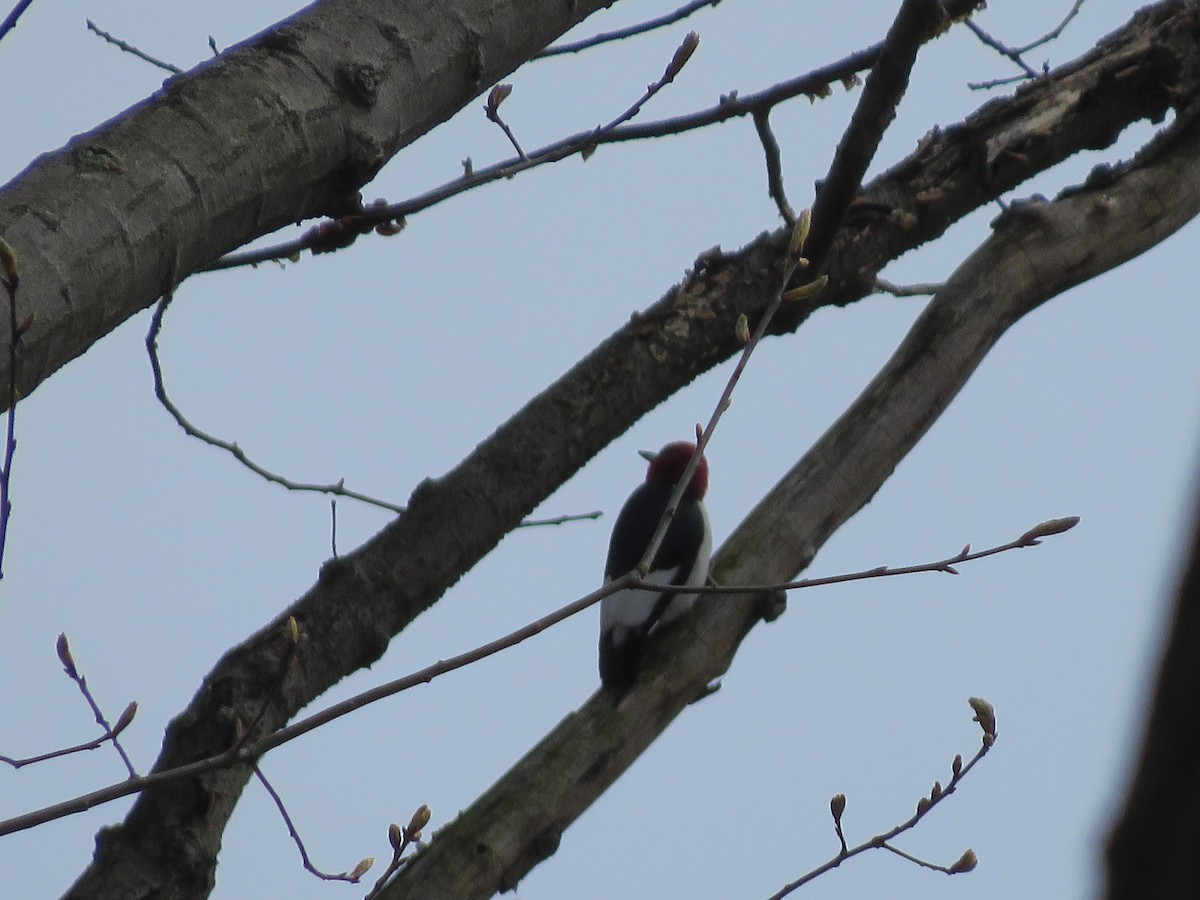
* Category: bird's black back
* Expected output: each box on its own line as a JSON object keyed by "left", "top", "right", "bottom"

{"left": 604, "top": 482, "right": 707, "bottom": 583}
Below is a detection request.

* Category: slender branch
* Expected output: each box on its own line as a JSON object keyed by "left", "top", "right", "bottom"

{"left": 535, "top": 0, "right": 720, "bottom": 58}
{"left": 802, "top": 0, "right": 949, "bottom": 274}
{"left": 54, "top": 634, "right": 139, "bottom": 779}
{"left": 1014, "top": 0, "right": 1087, "bottom": 54}
{"left": 0, "top": 728, "right": 129, "bottom": 769}
{"left": 483, "top": 85, "right": 526, "bottom": 160}
{"left": 875, "top": 276, "right": 942, "bottom": 297}
{"left": 767, "top": 701, "right": 994, "bottom": 899}
{"left": 0, "top": 571, "right": 623, "bottom": 837}
{"left": 256, "top": 765, "right": 372, "bottom": 883}
{"left": 964, "top": 19, "right": 1039, "bottom": 78}
{"left": 753, "top": 109, "right": 794, "bottom": 223}
{"left": 85, "top": 19, "right": 183, "bottom": 75}
{"left": 0, "top": 0, "right": 34, "bottom": 44}
{"left": 146, "top": 294, "right": 405, "bottom": 513}
{"left": 146, "top": 292, "right": 603, "bottom": 526}
{"left": 366, "top": 806, "right": 430, "bottom": 900}
{"left": 518, "top": 510, "right": 602, "bottom": 527}
{"left": 204, "top": 27, "right": 710, "bottom": 269}
{"left": 966, "top": 1, "right": 1086, "bottom": 90}
{"left": 642, "top": 516, "right": 1080, "bottom": 595}
{"left": 0, "top": 517, "right": 1067, "bottom": 837}
{"left": 968, "top": 72, "right": 1036, "bottom": 91}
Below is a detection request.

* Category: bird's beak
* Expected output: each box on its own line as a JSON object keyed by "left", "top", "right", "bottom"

{"left": 638, "top": 449, "right": 657, "bottom": 462}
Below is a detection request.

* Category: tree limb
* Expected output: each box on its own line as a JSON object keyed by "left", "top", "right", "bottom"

{"left": 54, "top": 3, "right": 1200, "bottom": 897}
{"left": 383, "top": 84, "right": 1200, "bottom": 900}
{"left": 0, "top": 0, "right": 617, "bottom": 409}
{"left": 1105, "top": 466, "right": 1200, "bottom": 895}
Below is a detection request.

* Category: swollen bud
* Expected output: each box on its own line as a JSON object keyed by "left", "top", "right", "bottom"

{"left": 486, "top": 84, "right": 512, "bottom": 116}
{"left": 388, "top": 823, "right": 403, "bottom": 851}
{"left": 0, "top": 237, "right": 18, "bottom": 287}
{"left": 113, "top": 701, "right": 138, "bottom": 735}
{"left": 1018, "top": 516, "right": 1080, "bottom": 545}
{"left": 56, "top": 633, "right": 78, "bottom": 678}
{"left": 348, "top": 857, "right": 374, "bottom": 881}
{"left": 788, "top": 208, "right": 812, "bottom": 257}
{"left": 781, "top": 275, "right": 829, "bottom": 302}
{"left": 735, "top": 313, "right": 750, "bottom": 344}
{"left": 830, "top": 793, "right": 846, "bottom": 824}
{"left": 407, "top": 803, "right": 431, "bottom": 838}
{"left": 952, "top": 753, "right": 963, "bottom": 777}
{"left": 968, "top": 697, "right": 996, "bottom": 740}
{"left": 662, "top": 31, "right": 700, "bottom": 83}
{"left": 948, "top": 848, "right": 978, "bottom": 874}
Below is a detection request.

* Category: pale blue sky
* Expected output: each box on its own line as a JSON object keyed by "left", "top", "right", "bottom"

{"left": 2, "top": 2, "right": 1197, "bottom": 898}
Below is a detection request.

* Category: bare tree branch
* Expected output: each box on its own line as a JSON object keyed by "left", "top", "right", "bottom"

{"left": 86, "top": 19, "right": 184, "bottom": 74}
{"left": 381, "top": 89, "right": 1200, "bottom": 900}
{"left": 0, "top": 0, "right": 622, "bottom": 409}
{"left": 535, "top": 0, "right": 720, "bottom": 57}
{"left": 50, "top": 4, "right": 1200, "bottom": 896}
{"left": 0, "top": 0, "right": 35, "bottom": 44}
{"left": 1105, "top": 462, "right": 1200, "bottom": 898}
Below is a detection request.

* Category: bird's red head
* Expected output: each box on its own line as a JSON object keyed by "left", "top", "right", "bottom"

{"left": 642, "top": 441, "right": 708, "bottom": 500}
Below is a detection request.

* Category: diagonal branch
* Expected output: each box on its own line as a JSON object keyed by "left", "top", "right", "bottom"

{"left": 381, "top": 96, "right": 1200, "bottom": 900}
{"left": 535, "top": 0, "right": 720, "bottom": 58}
{"left": 58, "top": 5, "right": 1200, "bottom": 897}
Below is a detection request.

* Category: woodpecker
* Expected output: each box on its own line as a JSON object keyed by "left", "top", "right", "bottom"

{"left": 599, "top": 441, "right": 712, "bottom": 696}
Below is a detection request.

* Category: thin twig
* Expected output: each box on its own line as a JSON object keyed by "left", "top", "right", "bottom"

{"left": 0, "top": 521, "right": 1067, "bottom": 837}
{"left": 968, "top": 72, "right": 1036, "bottom": 91}
{"left": 964, "top": 19, "right": 1039, "bottom": 78}
{"left": 203, "top": 35, "right": 885, "bottom": 272}
{"left": 874, "top": 276, "right": 942, "bottom": 297}
{"left": 635, "top": 517, "right": 1079, "bottom": 596}
{"left": 146, "top": 294, "right": 405, "bottom": 513}
{"left": 146, "top": 293, "right": 600, "bottom": 525}
{"left": 255, "top": 765, "right": 371, "bottom": 883}
{"left": 518, "top": 510, "right": 603, "bottom": 527}
{"left": 753, "top": 109, "right": 795, "bottom": 223}
{"left": 1, "top": 731, "right": 127, "bottom": 769}
{"left": 535, "top": 0, "right": 720, "bottom": 58}
{"left": 1014, "top": 0, "right": 1086, "bottom": 54}
{"left": 56, "top": 634, "right": 139, "bottom": 778}
{"left": 86, "top": 20, "right": 184, "bottom": 75}
{"left": 965, "top": 1, "right": 1086, "bottom": 91}
{"left": 0, "top": 0, "right": 35, "bottom": 44}
{"left": 766, "top": 700, "right": 996, "bottom": 899}
{"left": 484, "top": 85, "right": 526, "bottom": 160}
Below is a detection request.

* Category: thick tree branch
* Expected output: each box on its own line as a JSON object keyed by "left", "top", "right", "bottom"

{"left": 384, "top": 89, "right": 1200, "bottom": 900}
{"left": 0, "top": 0, "right": 617, "bottom": 410}
{"left": 1105, "top": 467, "right": 1200, "bottom": 897}
{"left": 56, "top": 3, "right": 1200, "bottom": 898}
{"left": 802, "top": 0, "right": 949, "bottom": 271}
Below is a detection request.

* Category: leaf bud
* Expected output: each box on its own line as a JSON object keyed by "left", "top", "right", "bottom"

{"left": 735, "top": 313, "right": 750, "bottom": 344}
{"left": 56, "top": 633, "right": 77, "bottom": 678}
{"left": 968, "top": 697, "right": 996, "bottom": 739}
{"left": 830, "top": 793, "right": 846, "bottom": 823}
{"left": 948, "top": 848, "right": 978, "bottom": 874}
